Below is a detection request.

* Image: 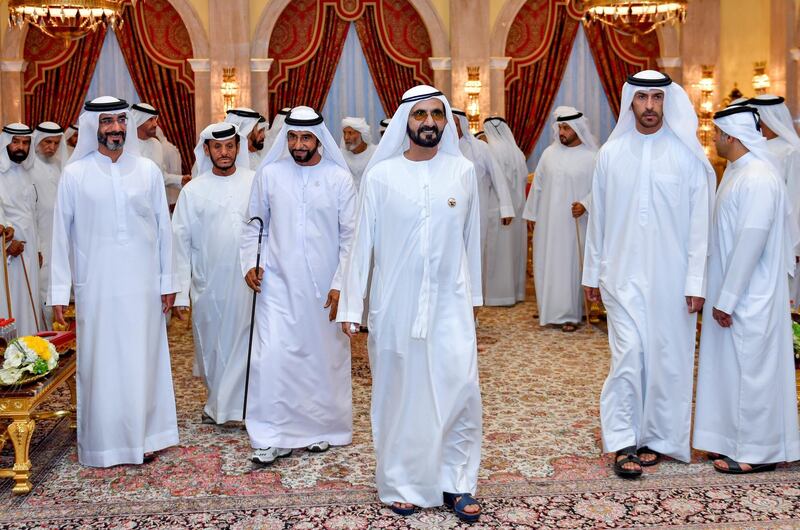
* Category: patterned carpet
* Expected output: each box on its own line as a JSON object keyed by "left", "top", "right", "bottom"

{"left": 0, "top": 289, "right": 799, "bottom": 529}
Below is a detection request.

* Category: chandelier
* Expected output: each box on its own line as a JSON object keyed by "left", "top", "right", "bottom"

{"left": 580, "top": 1, "right": 687, "bottom": 39}
{"left": 8, "top": 1, "right": 134, "bottom": 42}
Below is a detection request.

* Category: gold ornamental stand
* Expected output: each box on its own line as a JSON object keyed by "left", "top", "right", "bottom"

{"left": 0, "top": 332, "right": 76, "bottom": 494}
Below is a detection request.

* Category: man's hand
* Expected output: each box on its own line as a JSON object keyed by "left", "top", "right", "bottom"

{"left": 245, "top": 267, "right": 264, "bottom": 292}
{"left": 53, "top": 305, "right": 67, "bottom": 326}
{"left": 0, "top": 225, "right": 12, "bottom": 241}
{"left": 527, "top": 221, "right": 535, "bottom": 231}
{"left": 686, "top": 296, "right": 705, "bottom": 314}
{"left": 571, "top": 202, "right": 586, "bottom": 218}
{"left": 181, "top": 175, "right": 192, "bottom": 186}
{"left": 341, "top": 322, "right": 359, "bottom": 338}
{"left": 162, "top": 293, "right": 176, "bottom": 314}
{"left": 501, "top": 217, "right": 513, "bottom": 226}
{"left": 173, "top": 306, "right": 189, "bottom": 320}
{"left": 324, "top": 289, "right": 340, "bottom": 321}
{"left": 584, "top": 286, "right": 601, "bottom": 303}
{"left": 712, "top": 307, "right": 732, "bottom": 327}
{"left": 6, "top": 240, "right": 24, "bottom": 257}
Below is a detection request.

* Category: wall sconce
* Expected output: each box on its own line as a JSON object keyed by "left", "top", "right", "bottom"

{"left": 464, "top": 66, "right": 482, "bottom": 134}
{"left": 221, "top": 67, "right": 239, "bottom": 113}
{"left": 696, "top": 65, "right": 715, "bottom": 157}
{"left": 752, "top": 61, "right": 770, "bottom": 95}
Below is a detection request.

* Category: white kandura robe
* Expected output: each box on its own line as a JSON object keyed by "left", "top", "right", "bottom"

{"left": 240, "top": 157, "right": 356, "bottom": 449}
{"left": 487, "top": 148, "right": 527, "bottom": 305}
{"left": 0, "top": 193, "right": 11, "bottom": 324}
{"left": 338, "top": 153, "right": 483, "bottom": 508}
{"left": 523, "top": 143, "right": 594, "bottom": 325}
{"left": 341, "top": 143, "right": 378, "bottom": 190}
{"left": 249, "top": 150, "right": 265, "bottom": 172}
{"left": 458, "top": 136, "right": 515, "bottom": 302}
{"left": 0, "top": 164, "right": 40, "bottom": 335}
{"left": 583, "top": 126, "right": 710, "bottom": 462}
{"left": 31, "top": 156, "right": 61, "bottom": 330}
{"left": 172, "top": 167, "right": 255, "bottom": 423}
{"left": 764, "top": 137, "right": 800, "bottom": 307}
{"left": 49, "top": 151, "right": 179, "bottom": 467}
{"left": 693, "top": 153, "right": 800, "bottom": 464}
{"left": 139, "top": 137, "right": 183, "bottom": 206}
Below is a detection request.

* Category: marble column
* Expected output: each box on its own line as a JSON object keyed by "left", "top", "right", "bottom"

{"left": 188, "top": 58, "right": 211, "bottom": 135}
{"left": 209, "top": 0, "right": 251, "bottom": 120}
{"left": 0, "top": 60, "right": 25, "bottom": 124}
{"left": 250, "top": 58, "right": 273, "bottom": 119}
{"left": 489, "top": 56, "right": 510, "bottom": 117}
{"left": 429, "top": 57, "right": 452, "bottom": 101}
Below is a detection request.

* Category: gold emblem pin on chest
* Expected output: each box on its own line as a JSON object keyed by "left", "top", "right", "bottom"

{"left": 448, "top": 198, "right": 457, "bottom": 208}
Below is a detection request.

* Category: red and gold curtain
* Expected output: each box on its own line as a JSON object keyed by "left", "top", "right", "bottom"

{"left": 504, "top": 0, "right": 581, "bottom": 157}
{"left": 354, "top": 3, "right": 433, "bottom": 114}
{"left": 268, "top": 0, "right": 434, "bottom": 119}
{"left": 267, "top": 2, "right": 350, "bottom": 120}
{"left": 116, "top": 0, "right": 196, "bottom": 173}
{"left": 584, "top": 24, "right": 661, "bottom": 117}
{"left": 23, "top": 26, "right": 107, "bottom": 129}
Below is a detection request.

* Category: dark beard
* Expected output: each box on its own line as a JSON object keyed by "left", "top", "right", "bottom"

{"left": 291, "top": 145, "right": 318, "bottom": 163}
{"left": 6, "top": 146, "right": 28, "bottom": 164}
{"left": 407, "top": 124, "right": 442, "bottom": 148}
{"left": 252, "top": 139, "right": 265, "bottom": 151}
{"left": 211, "top": 154, "right": 235, "bottom": 171}
{"left": 97, "top": 130, "right": 126, "bottom": 151}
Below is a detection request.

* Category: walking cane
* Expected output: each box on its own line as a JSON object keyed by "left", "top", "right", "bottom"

{"left": 20, "top": 253, "right": 41, "bottom": 333}
{"left": 574, "top": 218, "right": 592, "bottom": 327}
{"left": 242, "top": 216, "right": 264, "bottom": 422}
{"left": 1, "top": 231, "right": 11, "bottom": 319}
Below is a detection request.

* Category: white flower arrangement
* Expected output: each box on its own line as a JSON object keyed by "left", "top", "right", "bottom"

{"left": 0, "top": 336, "right": 59, "bottom": 385}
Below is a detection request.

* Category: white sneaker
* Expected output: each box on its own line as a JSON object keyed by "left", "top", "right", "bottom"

{"left": 251, "top": 447, "right": 292, "bottom": 465}
{"left": 306, "top": 441, "right": 330, "bottom": 453}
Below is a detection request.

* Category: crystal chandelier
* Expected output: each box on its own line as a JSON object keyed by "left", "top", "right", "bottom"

{"left": 580, "top": 1, "right": 687, "bottom": 39}
{"left": 8, "top": 1, "right": 134, "bottom": 42}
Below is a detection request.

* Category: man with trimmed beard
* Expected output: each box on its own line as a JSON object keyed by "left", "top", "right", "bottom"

{"left": 49, "top": 96, "right": 179, "bottom": 467}
{"left": 337, "top": 86, "right": 483, "bottom": 522}
{"left": 130, "top": 103, "right": 190, "bottom": 208}
{"left": 241, "top": 106, "right": 357, "bottom": 466}
{"left": 582, "top": 71, "right": 714, "bottom": 478}
{"left": 172, "top": 123, "right": 253, "bottom": 425}
{"left": 225, "top": 107, "right": 267, "bottom": 170}
{"left": 0, "top": 123, "right": 40, "bottom": 335}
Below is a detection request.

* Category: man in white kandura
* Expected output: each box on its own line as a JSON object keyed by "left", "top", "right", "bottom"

{"left": 156, "top": 126, "right": 183, "bottom": 177}
{"left": 693, "top": 105, "right": 800, "bottom": 474}
{"left": 338, "top": 85, "right": 483, "bottom": 522}
{"left": 452, "top": 108, "right": 514, "bottom": 304}
{"left": 49, "top": 96, "right": 179, "bottom": 467}
{"left": 31, "top": 122, "right": 68, "bottom": 329}
{"left": 225, "top": 107, "right": 267, "bottom": 170}
{"left": 340, "top": 117, "right": 377, "bottom": 189}
{"left": 241, "top": 106, "right": 356, "bottom": 466}
{"left": 582, "top": 71, "right": 714, "bottom": 478}
{"left": 523, "top": 107, "right": 597, "bottom": 332}
{"left": 130, "top": 103, "right": 190, "bottom": 208}
{"left": 0, "top": 123, "right": 40, "bottom": 336}
{"left": 484, "top": 116, "right": 529, "bottom": 305}
{"left": 172, "top": 123, "right": 254, "bottom": 425}
{"left": 746, "top": 95, "right": 800, "bottom": 306}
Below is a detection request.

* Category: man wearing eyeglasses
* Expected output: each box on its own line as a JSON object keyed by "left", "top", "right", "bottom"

{"left": 337, "top": 85, "right": 483, "bottom": 522}
{"left": 49, "top": 96, "right": 179, "bottom": 468}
